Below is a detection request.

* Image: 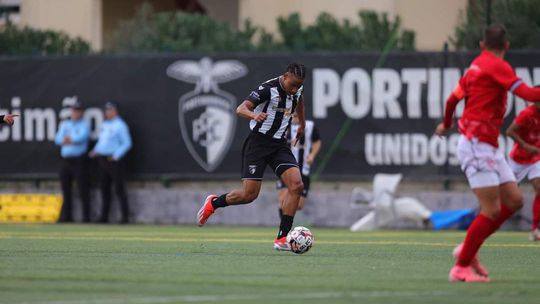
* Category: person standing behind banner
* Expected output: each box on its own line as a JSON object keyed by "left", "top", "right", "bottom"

{"left": 54, "top": 102, "right": 91, "bottom": 223}
{"left": 89, "top": 102, "right": 132, "bottom": 224}
{"left": 276, "top": 114, "right": 321, "bottom": 217}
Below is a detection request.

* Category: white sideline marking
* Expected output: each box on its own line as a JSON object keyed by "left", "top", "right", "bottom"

{"left": 28, "top": 291, "right": 458, "bottom": 304}
{"left": 1, "top": 234, "right": 538, "bottom": 248}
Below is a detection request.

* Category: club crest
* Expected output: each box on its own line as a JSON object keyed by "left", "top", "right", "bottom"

{"left": 248, "top": 165, "right": 257, "bottom": 175}
{"left": 167, "top": 57, "right": 248, "bottom": 172}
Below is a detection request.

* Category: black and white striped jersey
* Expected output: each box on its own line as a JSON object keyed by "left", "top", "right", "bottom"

{"left": 286, "top": 120, "right": 320, "bottom": 175}
{"left": 245, "top": 77, "right": 303, "bottom": 139}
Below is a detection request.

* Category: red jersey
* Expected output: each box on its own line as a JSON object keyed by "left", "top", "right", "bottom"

{"left": 509, "top": 105, "right": 540, "bottom": 164}
{"left": 457, "top": 50, "right": 522, "bottom": 147}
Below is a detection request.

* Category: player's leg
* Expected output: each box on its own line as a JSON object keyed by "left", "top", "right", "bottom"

{"left": 297, "top": 175, "right": 310, "bottom": 210}
{"left": 278, "top": 186, "right": 287, "bottom": 218}
{"left": 450, "top": 185, "right": 498, "bottom": 282}
{"left": 74, "top": 157, "right": 91, "bottom": 223}
{"left": 197, "top": 179, "right": 262, "bottom": 227}
{"left": 98, "top": 157, "right": 112, "bottom": 223}
{"left": 273, "top": 166, "right": 303, "bottom": 251}
{"left": 197, "top": 133, "right": 268, "bottom": 226}
{"left": 59, "top": 160, "right": 73, "bottom": 222}
{"left": 450, "top": 137, "right": 497, "bottom": 282}
{"left": 494, "top": 181, "right": 523, "bottom": 231}
{"left": 111, "top": 160, "right": 130, "bottom": 223}
{"left": 529, "top": 178, "right": 540, "bottom": 240}
{"left": 221, "top": 179, "right": 263, "bottom": 206}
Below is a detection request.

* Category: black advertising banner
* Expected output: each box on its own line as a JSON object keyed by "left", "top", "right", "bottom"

{"left": 1, "top": 52, "right": 540, "bottom": 180}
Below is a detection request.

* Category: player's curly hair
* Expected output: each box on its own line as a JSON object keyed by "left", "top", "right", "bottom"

{"left": 286, "top": 63, "right": 306, "bottom": 79}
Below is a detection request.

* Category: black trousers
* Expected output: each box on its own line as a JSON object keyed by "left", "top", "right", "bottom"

{"left": 98, "top": 156, "right": 129, "bottom": 223}
{"left": 59, "top": 156, "right": 91, "bottom": 222}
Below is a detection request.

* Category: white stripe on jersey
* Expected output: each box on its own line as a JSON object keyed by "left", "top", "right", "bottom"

{"left": 248, "top": 77, "right": 303, "bottom": 139}
{"left": 256, "top": 87, "right": 281, "bottom": 134}
{"left": 290, "top": 120, "right": 314, "bottom": 175}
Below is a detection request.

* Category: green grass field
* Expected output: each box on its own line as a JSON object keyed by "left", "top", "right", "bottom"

{"left": 0, "top": 224, "right": 539, "bottom": 304}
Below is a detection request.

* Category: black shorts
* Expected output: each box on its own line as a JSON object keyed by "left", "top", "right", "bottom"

{"left": 276, "top": 174, "right": 310, "bottom": 197}
{"left": 241, "top": 132, "right": 298, "bottom": 180}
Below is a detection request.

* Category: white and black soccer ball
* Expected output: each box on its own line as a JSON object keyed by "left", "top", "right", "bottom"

{"left": 287, "top": 226, "right": 314, "bottom": 254}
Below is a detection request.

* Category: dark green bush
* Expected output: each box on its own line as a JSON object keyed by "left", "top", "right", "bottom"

{"left": 0, "top": 21, "right": 91, "bottom": 55}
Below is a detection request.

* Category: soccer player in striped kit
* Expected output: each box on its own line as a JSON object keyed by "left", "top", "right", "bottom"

{"left": 436, "top": 24, "right": 540, "bottom": 282}
{"left": 276, "top": 113, "right": 321, "bottom": 217}
{"left": 506, "top": 102, "right": 540, "bottom": 241}
{"left": 197, "top": 63, "right": 307, "bottom": 251}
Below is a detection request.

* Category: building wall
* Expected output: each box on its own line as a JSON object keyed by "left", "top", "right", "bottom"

{"left": 397, "top": 0, "right": 468, "bottom": 50}
{"left": 20, "top": 0, "right": 102, "bottom": 50}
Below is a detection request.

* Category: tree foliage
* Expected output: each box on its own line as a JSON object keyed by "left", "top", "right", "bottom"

{"left": 452, "top": 0, "right": 540, "bottom": 50}
{"left": 277, "top": 11, "right": 415, "bottom": 51}
{"left": 108, "top": 3, "right": 416, "bottom": 53}
{"left": 0, "top": 21, "right": 91, "bottom": 55}
{"left": 109, "top": 3, "right": 257, "bottom": 53}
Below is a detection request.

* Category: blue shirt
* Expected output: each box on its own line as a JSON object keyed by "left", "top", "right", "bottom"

{"left": 93, "top": 117, "right": 132, "bottom": 160}
{"left": 54, "top": 119, "right": 90, "bottom": 158}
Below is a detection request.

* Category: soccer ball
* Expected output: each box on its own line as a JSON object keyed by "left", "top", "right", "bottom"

{"left": 287, "top": 226, "right": 314, "bottom": 254}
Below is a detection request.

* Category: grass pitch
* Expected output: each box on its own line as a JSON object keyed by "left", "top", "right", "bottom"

{"left": 0, "top": 224, "right": 539, "bottom": 304}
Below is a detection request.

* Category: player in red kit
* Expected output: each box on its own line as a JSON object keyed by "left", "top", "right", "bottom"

{"left": 436, "top": 24, "right": 540, "bottom": 282}
{"left": 506, "top": 103, "right": 540, "bottom": 241}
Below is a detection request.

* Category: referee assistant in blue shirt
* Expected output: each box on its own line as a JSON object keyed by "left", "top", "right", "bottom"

{"left": 90, "top": 102, "right": 132, "bottom": 224}
{"left": 54, "top": 102, "right": 91, "bottom": 222}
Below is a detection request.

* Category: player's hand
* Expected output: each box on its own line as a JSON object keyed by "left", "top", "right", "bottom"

{"left": 435, "top": 123, "right": 450, "bottom": 137}
{"left": 63, "top": 136, "right": 72, "bottom": 145}
{"left": 294, "top": 125, "right": 305, "bottom": 146}
{"left": 253, "top": 112, "right": 268, "bottom": 123}
{"left": 525, "top": 145, "right": 540, "bottom": 155}
{"left": 2, "top": 114, "right": 18, "bottom": 125}
{"left": 306, "top": 154, "right": 315, "bottom": 165}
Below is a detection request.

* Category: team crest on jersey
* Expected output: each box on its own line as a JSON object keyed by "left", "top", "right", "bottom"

{"left": 248, "top": 165, "right": 257, "bottom": 175}
{"left": 167, "top": 57, "right": 248, "bottom": 172}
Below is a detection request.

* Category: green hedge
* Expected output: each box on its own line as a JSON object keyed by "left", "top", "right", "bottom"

{"left": 108, "top": 3, "right": 416, "bottom": 53}
{"left": 0, "top": 22, "right": 91, "bottom": 55}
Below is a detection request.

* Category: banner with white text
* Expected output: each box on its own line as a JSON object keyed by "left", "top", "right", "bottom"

{"left": 1, "top": 52, "right": 539, "bottom": 180}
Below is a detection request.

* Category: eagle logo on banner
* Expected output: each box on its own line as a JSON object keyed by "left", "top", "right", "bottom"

{"left": 167, "top": 57, "right": 248, "bottom": 172}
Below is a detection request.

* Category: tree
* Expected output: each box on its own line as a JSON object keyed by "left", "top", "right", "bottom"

{"left": 109, "top": 2, "right": 416, "bottom": 53}
{"left": 109, "top": 3, "right": 257, "bottom": 53}
{"left": 277, "top": 11, "right": 415, "bottom": 51}
{"left": 0, "top": 22, "right": 91, "bottom": 55}
{"left": 452, "top": 0, "right": 540, "bottom": 50}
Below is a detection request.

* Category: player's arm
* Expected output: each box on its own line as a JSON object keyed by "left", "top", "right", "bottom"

{"left": 294, "top": 96, "right": 306, "bottom": 145}
{"left": 506, "top": 120, "right": 540, "bottom": 155}
{"left": 494, "top": 62, "right": 540, "bottom": 102}
{"left": 236, "top": 100, "right": 267, "bottom": 123}
{"left": 307, "top": 139, "right": 321, "bottom": 165}
{"left": 306, "top": 126, "right": 321, "bottom": 165}
{"left": 435, "top": 84, "right": 464, "bottom": 136}
{"left": 513, "top": 83, "right": 540, "bottom": 102}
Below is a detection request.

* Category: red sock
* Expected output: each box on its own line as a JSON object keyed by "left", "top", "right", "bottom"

{"left": 533, "top": 195, "right": 540, "bottom": 230}
{"left": 457, "top": 213, "right": 496, "bottom": 267}
{"left": 491, "top": 204, "right": 515, "bottom": 234}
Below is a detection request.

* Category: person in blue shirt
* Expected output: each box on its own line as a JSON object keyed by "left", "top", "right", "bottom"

{"left": 54, "top": 102, "right": 91, "bottom": 223}
{"left": 89, "top": 102, "right": 132, "bottom": 224}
